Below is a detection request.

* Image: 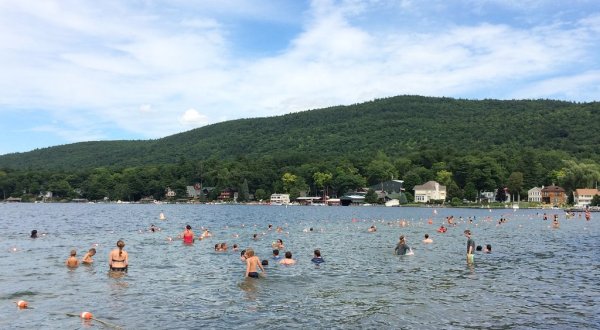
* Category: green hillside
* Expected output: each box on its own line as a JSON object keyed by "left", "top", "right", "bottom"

{"left": 1, "top": 95, "right": 599, "bottom": 171}
{"left": 1, "top": 95, "right": 599, "bottom": 203}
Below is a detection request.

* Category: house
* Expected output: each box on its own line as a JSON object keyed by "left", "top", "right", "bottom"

{"left": 541, "top": 185, "right": 566, "bottom": 206}
{"left": 186, "top": 185, "right": 214, "bottom": 199}
{"left": 528, "top": 187, "right": 543, "bottom": 203}
{"left": 573, "top": 188, "right": 600, "bottom": 207}
{"left": 270, "top": 194, "right": 290, "bottom": 205}
{"left": 369, "top": 180, "right": 404, "bottom": 194}
{"left": 413, "top": 181, "right": 446, "bottom": 203}
{"left": 479, "top": 191, "right": 496, "bottom": 203}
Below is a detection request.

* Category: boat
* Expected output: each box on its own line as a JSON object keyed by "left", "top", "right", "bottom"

{"left": 385, "top": 199, "right": 400, "bottom": 207}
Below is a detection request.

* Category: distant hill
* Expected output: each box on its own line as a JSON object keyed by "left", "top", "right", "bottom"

{"left": 1, "top": 95, "right": 599, "bottom": 171}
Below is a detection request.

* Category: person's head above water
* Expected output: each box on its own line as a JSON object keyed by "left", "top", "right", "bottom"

{"left": 30, "top": 230, "right": 38, "bottom": 238}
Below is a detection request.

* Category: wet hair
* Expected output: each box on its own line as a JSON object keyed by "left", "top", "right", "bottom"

{"left": 70, "top": 249, "right": 76, "bottom": 256}
{"left": 285, "top": 251, "right": 292, "bottom": 259}
{"left": 424, "top": 234, "right": 429, "bottom": 239}
{"left": 309, "top": 227, "right": 314, "bottom": 231}
{"left": 214, "top": 244, "right": 219, "bottom": 250}
{"left": 246, "top": 248, "right": 255, "bottom": 257}
{"left": 464, "top": 230, "right": 471, "bottom": 235}
{"left": 117, "top": 240, "right": 125, "bottom": 256}
{"left": 486, "top": 244, "right": 492, "bottom": 252}
{"left": 233, "top": 244, "right": 238, "bottom": 249}
{"left": 273, "top": 249, "right": 279, "bottom": 256}
{"left": 240, "top": 249, "right": 246, "bottom": 257}
{"left": 261, "top": 259, "right": 269, "bottom": 266}
{"left": 476, "top": 245, "right": 483, "bottom": 251}
{"left": 30, "top": 230, "right": 38, "bottom": 238}
{"left": 277, "top": 239, "right": 283, "bottom": 244}
{"left": 314, "top": 249, "right": 321, "bottom": 257}
{"left": 89, "top": 248, "right": 96, "bottom": 254}
{"left": 186, "top": 225, "right": 192, "bottom": 230}
{"left": 399, "top": 235, "right": 405, "bottom": 243}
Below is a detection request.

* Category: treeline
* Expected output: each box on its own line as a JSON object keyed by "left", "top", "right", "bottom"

{"left": 1, "top": 149, "right": 599, "bottom": 204}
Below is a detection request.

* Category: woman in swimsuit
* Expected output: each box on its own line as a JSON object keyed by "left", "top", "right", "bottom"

{"left": 109, "top": 240, "right": 128, "bottom": 271}
{"left": 181, "top": 225, "right": 194, "bottom": 244}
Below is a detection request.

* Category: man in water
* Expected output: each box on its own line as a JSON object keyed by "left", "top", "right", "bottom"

{"left": 311, "top": 249, "right": 325, "bottom": 264}
{"left": 394, "top": 235, "right": 410, "bottom": 255}
{"left": 422, "top": 234, "right": 433, "bottom": 244}
{"left": 464, "top": 230, "right": 475, "bottom": 263}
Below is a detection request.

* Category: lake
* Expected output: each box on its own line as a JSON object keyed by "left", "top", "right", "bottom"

{"left": 1, "top": 203, "right": 598, "bottom": 329}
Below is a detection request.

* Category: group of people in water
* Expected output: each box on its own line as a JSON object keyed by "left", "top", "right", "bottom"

{"left": 31, "top": 208, "right": 588, "bottom": 277}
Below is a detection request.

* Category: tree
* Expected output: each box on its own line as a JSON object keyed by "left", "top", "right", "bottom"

{"left": 590, "top": 194, "right": 600, "bottom": 206}
{"left": 364, "top": 188, "right": 379, "bottom": 204}
{"left": 495, "top": 187, "right": 507, "bottom": 202}
{"left": 282, "top": 172, "right": 298, "bottom": 193}
{"left": 254, "top": 188, "right": 269, "bottom": 202}
{"left": 507, "top": 172, "right": 524, "bottom": 201}
{"left": 313, "top": 172, "right": 333, "bottom": 199}
{"left": 238, "top": 179, "right": 250, "bottom": 202}
{"left": 365, "top": 151, "right": 397, "bottom": 185}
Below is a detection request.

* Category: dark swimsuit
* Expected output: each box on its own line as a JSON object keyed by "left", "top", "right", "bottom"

{"left": 248, "top": 272, "right": 259, "bottom": 278}
{"left": 111, "top": 257, "right": 128, "bottom": 272}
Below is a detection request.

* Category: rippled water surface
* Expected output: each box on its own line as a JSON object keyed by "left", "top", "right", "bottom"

{"left": 1, "top": 203, "right": 598, "bottom": 329}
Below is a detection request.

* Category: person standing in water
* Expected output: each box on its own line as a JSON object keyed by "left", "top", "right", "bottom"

{"left": 66, "top": 250, "right": 79, "bottom": 268}
{"left": 82, "top": 248, "right": 96, "bottom": 264}
{"left": 181, "top": 225, "right": 194, "bottom": 244}
{"left": 394, "top": 235, "right": 411, "bottom": 255}
{"left": 109, "top": 240, "right": 128, "bottom": 272}
{"left": 464, "top": 230, "right": 475, "bottom": 263}
{"left": 244, "top": 248, "right": 265, "bottom": 278}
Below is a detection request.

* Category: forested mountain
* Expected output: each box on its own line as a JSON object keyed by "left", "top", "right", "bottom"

{"left": 1, "top": 95, "right": 599, "bottom": 170}
{"left": 1, "top": 95, "right": 599, "bottom": 203}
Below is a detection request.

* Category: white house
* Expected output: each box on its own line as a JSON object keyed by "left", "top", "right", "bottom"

{"left": 270, "top": 194, "right": 290, "bottom": 205}
{"left": 528, "top": 187, "right": 542, "bottom": 203}
{"left": 573, "top": 188, "right": 599, "bottom": 207}
{"left": 413, "top": 181, "right": 446, "bottom": 203}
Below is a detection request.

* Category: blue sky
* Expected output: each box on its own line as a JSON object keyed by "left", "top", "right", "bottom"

{"left": 1, "top": 0, "right": 599, "bottom": 155}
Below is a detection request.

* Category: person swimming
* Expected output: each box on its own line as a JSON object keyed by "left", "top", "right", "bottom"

{"left": 279, "top": 251, "right": 296, "bottom": 265}
{"left": 30, "top": 230, "right": 38, "bottom": 238}
{"left": 311, "top": 249, "right": 325, "bottom": 264}
{"left": 65, "top": 249, "right": 79, "bottom": 268}
{"left": 422, "top": 234, "right": 433, "bottom": 244}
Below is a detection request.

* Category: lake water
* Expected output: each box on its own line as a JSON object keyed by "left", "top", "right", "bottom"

{"left": 1, "top": 203, "right": 598, "bottom": 329}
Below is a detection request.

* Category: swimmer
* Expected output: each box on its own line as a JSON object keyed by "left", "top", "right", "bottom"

{"left": 30, "top": 230, "right": 38, "bottom": 238}
{"left": 464, "top": 230, "right": 475, "bottom": 264}
{"left": 484, "top": 244, "right": 492, "bottom": 253}
{"left": 279, "top": 251, "right": 296, "bottom": 265}
{"left": 476, "top": 245, "right": 483, "bottom": 252}
{"left": 422, "top": 234, "right": 433, "bottom": 244}
{"left": 311, "top": 249, "right": 325, "bottom": 264}
{"left": 82, "top": 248, "right": 96, "bottom": 264}
{"left": 272, "top": 249, "right": 281, "bottom": 260}
{"left": 240, "top": 249, "right": 247, "bottom": 262}
{"left": 272, "top": 239, "right": 284, "bottom": 250}
{"left": 66, "top": 250, "right": 79, "bottom": 268}
{"left": 109, "top": 240, "right": 128, "bottom": 272}
{"left": 552, "top": 218, "right": 560, "bottom": 229}
{"left": 149, "top": 224, "right": 159, "bottom": 232}
{"left": 394, "top": 235, "right": 411, "bottom": 255}
{"left": 181, "top": 225, "right": 194, "bottom": 244}
{"left": 368, "top": 225, "right": 377, "bottom": 232}
{"left": 437, "top": 225, "right": 447, "bottom": 233}
{"left": 261, "top": 259, "right": 269, "bottom": 266}
{"left": 233, "top": 244, "right": 239, "bottom": 252}
{"left": 244, "top": 248, "right": 265, "bottom": 278}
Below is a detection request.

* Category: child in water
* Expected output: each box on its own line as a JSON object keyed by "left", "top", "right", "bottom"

{"left": 82, "top": 248, "right": 96, "bottom": 264}
{"left": 244, "top": 248, "right": 265, "bottom": 278}
{"left": 66, "top": 250, "right": 79, "bottom": 268}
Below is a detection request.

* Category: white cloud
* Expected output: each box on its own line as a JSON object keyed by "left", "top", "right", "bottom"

{"left": 180, "top": 109, "right": 209, "bottom": 126}
{"left": 0, "top": 0, "right": 599, "bottom": 153}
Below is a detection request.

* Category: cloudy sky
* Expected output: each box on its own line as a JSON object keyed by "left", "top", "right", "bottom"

{"left": 1, "top": 0, "right": 599, "bottom": 155}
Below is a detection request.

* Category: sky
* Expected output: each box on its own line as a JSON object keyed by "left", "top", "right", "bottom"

{"left": 1, "top": 0, "right": 599, "bottom": 155}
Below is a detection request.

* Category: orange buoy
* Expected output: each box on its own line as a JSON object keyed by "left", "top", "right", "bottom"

{"left": 16, "top": 300, "right": 28, "bottom": 308}
{"left": 80, "top": 311, "right": 93, "bottom": 320}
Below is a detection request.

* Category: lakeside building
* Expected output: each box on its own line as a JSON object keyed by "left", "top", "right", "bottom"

{"left": 573, "top": 188, "right": 600, "bottom": 207}
{"left": 541, "top": 185, "right": 566, "bottom": 206}
{"left": 270, "top": 194, "right": 290, "bottom": 205}
{"left": 414, "top": 181, "right": 446, "bottom": 203}
{"left": 528, "top": 187, "right": 543, "bottom": 203}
